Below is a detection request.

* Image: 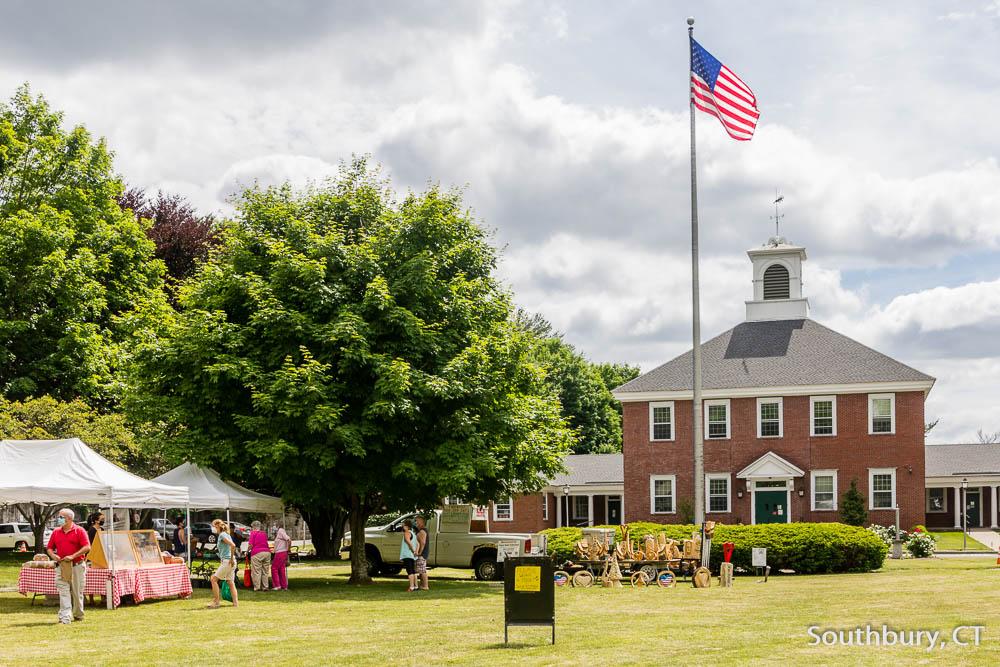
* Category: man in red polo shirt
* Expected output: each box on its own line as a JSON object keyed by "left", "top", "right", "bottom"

{"left": 46, "top": 508, "right": 91, "bottom": 624}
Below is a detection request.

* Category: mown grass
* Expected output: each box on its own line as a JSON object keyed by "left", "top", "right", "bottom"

{"left": 2, "top": 556, "right": 999, "bottom": 665}
{"left": 930, "top": 531, "right": 990, "bottom": 551}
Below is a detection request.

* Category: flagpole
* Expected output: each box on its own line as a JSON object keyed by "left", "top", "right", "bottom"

{"left": 687, "top": 16, "right": 705, "bottom": 526}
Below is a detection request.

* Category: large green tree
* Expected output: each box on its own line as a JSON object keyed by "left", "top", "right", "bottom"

{"left": 130, "top": 159, "right": 572, "bottom": 582}
{"left": 0, "top": 86, "right": 168, "bottom": 405}
{"left": 514, "top": 311, "right": 640, "bottom": 453}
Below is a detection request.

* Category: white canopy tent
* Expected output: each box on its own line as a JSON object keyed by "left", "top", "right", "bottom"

{"left": 152, "top": 462, "right": 282, "bottom": 514}
{"left": 0, "top": 438, "right": 189, "bottom": 507}
{"left": 0, "top": 438, "right": 191, "bottom": 607}
{"left": 153, "top": 463, "right": 284, "bottom": 556}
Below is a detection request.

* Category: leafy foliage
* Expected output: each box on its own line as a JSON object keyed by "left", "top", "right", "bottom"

{"left": 129, "top": 158, "right": 572, "bottom": 582}
{"left": 543, "top": 522, "right": 888, "bottom": 573}
{"left": 118, "top": 187, "right": 218, "bottom": 285}
{"left": 514, "top": 311, "right": 638, "bottom": 454}
{"left": 839, "top": 478, "right": 868, "bottom": 526}
{"left": 0, "top": 85, "right": 168, "bottom": 404}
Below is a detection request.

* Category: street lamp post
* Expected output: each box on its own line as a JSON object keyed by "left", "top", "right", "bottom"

{"left": 962, "top": 478, "right": 968, "bottom": 552}
{"left": 562, "top": 485, "right": 570, "bottom": 528}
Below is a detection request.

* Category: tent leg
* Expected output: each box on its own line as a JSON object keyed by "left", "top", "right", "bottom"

{"left": 186, "top": 505, "right": 191, "bottom": 567}
{"left": 109, "top": 495, "right": 116, "bottom": 611}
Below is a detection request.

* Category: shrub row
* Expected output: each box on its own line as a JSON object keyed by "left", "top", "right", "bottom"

{"left": 541, "top": 522, "right": 888, "bottom": 574}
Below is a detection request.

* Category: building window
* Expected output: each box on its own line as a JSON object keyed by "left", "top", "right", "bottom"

{"left": 705, "top": 399, "right": 730, "bottom": 439}
{"left": 869, "top": 468, "right": 896, "bottom": 509}
{"left": 757, "top": 398, "right": 783, "bottom": 438}
{"left": 542, "top": 494, "right": 548, "bottom": 521}
{"left": 869, "top": 393, "right": 895, "bottom": 434}
{"left": 926, "top": 488, "right": 948, "bottom": 513}
{"left": 706, "top": 474, "right": 730, "bottom": 513}
{"left": 810, "top": 396, "right": 836, "bottom": 436}
{"left": 493, "top": 498, "right": 513, "bottom": 521}
{"left": 572, "top": 495, "right": 589, "bottom": 521}
{"left": 811, "top": 470, "right": 838, "bottom": 511}
{"left": 650, "top": 475, "right": 676, "bottom": 514}
{"left": 762, "top": 263, "right": 791, "bottom": 300}
{"left": 649, "top": 401, "right": 674, "bottom": 441}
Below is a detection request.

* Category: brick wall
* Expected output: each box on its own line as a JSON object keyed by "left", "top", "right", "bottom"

{"left": 623, "top": 391, "right": 927, "bottom": 529}
{"left": 486, "top": 493, "right": 554, "bottom": 534}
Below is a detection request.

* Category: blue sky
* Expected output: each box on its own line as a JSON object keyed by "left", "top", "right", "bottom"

{"left": 1, "top": 0, "right": 998, "bottom": 443}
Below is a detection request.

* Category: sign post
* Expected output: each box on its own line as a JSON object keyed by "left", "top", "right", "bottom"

{"left": 503, "top": 557, "right": 555, "bottom": 645}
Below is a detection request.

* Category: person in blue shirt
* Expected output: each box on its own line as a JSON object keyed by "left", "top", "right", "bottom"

{"left": 208, "top": 519, "right": 239, "bottom": 608}
{"left": 399, "top": 519, "right": 418, "bottom": 592}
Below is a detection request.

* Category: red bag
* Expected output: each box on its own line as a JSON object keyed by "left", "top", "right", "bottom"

{"left": 243, "top": 555, "right": 252, "bottom": 588}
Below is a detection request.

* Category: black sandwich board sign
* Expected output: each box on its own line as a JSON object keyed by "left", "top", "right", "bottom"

{"left": 503, "top": 556, "right": 555, "bottom": 644}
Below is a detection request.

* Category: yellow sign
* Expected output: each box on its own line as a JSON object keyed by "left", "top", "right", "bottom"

{"left": 514, "top": 565, "right": 541, "bottom": 592}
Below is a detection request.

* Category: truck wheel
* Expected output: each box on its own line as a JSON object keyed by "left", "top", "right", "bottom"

{"left": 14, "top": 540, "right": 28, "bottom": 551}
{"left": 365, "top": 546, "right": 383, "bottom": 578}
{"left": 473, "top": 555, "right": 502, "bottom": 581}
{"left": 379, "top": 564, "right": 403, "bottom": 576}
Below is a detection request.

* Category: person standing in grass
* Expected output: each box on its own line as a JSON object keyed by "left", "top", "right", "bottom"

{"left": 47, "top": 508, "right": 90, "bottom": 624}
{"left": 414, "top": 515, "right": 430, "bottom": 591}
{"left": 271, "top": 525, "right": 291, "bottom": 590}
{"left": 248, "top": 520, "right": 271, "bottom": 591}
{"left": 400, "top": 518, "right": 418, "bottom": 591}
{"left": 173, "top": 517, "right": 188, "bottom": 558}
{"left": 208, "top": 519, "right": 238, "bottom": 608}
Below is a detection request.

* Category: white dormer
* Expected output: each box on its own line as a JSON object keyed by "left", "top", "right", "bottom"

{"left": 745, "top": 237, "right": 809, "bottom": 322}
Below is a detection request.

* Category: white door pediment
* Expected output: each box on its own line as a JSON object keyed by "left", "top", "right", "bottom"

{"left": 737, "top": 451, "right": 805, "bottom": 479}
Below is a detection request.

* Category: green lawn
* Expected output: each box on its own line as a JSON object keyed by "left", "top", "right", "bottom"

{"left": 929, "top": 531, "right": 991, "bottom": 551}
{"left": 2, "top": 556, "right": 1000, "bottom": 665}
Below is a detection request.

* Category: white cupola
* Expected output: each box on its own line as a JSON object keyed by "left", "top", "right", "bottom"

{"left": 745, "top": 236, "right": 809, "bottom": 322}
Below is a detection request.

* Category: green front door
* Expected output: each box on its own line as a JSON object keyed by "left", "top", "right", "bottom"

{"left": 755, "top": 491, "right": 787, "bottom": 524}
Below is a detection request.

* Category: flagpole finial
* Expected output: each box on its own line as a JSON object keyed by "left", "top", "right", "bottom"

{"left": 687, "top": 17, "right": 695, "bottom": 26}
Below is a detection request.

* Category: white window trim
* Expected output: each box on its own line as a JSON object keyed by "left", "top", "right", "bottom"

{"left": 926, "top": 487, "right": 948, "bottom": 514}
{"left": 810, "top": 395, "right": 837, "bottom": 437}
{"left": 648, "top": 401, "right": 675, "bottom": 441}
{"left": 810, "top": 469, "right": 838, "bottom": 511}
{"left": 868, "top": 393, "right": 896, "bottom": 435}
{"left": 493, "top": 497, "right": 513, "bottom": 522}
{"left": 704, "top": 399, "right": 731, "bottom": 440}
{"left": 705, "top": 473, "right": 731, "bottom": 513}
{"left": 571, "top": 495, "right": 589, "bottom": 521}
{"left": 649, "top": 475, "right": 677, "bottom": 515}
{"left": 756, "top": 397, "right": 783, "bottom": 438}
{"left": 868, "top": 468, "right": 896, "bottom": 510}
{"left": 541, "top": 494, "right": 548, "bottom": 521}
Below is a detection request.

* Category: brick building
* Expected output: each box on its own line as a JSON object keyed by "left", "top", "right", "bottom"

{"left": 925, "top": 443, "right": 1000, "bottom": 530}
{"left": 483, "top": 453, "right": 624, "bottom": 533}
{"left": 612, "top": 239, "right": 935, "bottom": 530}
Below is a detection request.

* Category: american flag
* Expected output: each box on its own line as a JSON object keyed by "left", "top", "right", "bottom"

{"left": 690, "top": 38, "right": 759, "bottom": 141}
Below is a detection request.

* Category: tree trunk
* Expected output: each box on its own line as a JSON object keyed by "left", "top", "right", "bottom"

{"left": 301, "top": 508, "right": 333, "bottom": 559}
{"left": 330, "top": 507, "right": 348, "bottom": 561}
{"left": 348, "top": 493, "right": 372, "bottom": 585}
{"left": 16, "top": 503, "right": 58, "bottom": 554}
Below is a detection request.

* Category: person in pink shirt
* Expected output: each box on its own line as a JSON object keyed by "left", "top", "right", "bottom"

{"left": 270, "top": 526, "right": 291, "bottom": 591}
{"left": 247, "top": 521, "right": 271, "bottom": 591}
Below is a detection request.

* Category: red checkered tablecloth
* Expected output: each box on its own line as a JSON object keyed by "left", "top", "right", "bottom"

{"left": 18, "top": 563, "right": 191, "bottom": 608}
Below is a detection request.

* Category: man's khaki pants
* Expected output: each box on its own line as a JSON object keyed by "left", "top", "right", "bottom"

{"left": 55, "top": 562, "right": 86, "bottom": 623}
{"left": 250, "top": 551, "right": 271, "bottom": 590}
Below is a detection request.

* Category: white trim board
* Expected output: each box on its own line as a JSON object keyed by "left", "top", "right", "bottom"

{"left": 613, "top": 379, "right": 935, "bottom": 402}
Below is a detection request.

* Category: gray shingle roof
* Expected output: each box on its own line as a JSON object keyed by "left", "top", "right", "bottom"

{"left": 926, "top": 444, "right": 1000, "bottom": 476}
{"left": 615, "top": 319, "right": 933, "bottom": 393}
{"left": 549, "top": 453, "right": 623, "bottom": 486}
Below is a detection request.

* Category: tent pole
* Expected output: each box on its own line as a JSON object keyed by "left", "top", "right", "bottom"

{"left": 185, "top": 505, "right": 191, "bottom": 568}
{"left": 108, "top": 491, "right": 116, "bottom": 611}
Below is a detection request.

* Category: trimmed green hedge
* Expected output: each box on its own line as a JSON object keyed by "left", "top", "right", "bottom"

{"left": 541, "top": 522, "right": 887, "bottom": 574}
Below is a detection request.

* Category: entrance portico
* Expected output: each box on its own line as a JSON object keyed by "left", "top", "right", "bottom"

{"left": 737, "top": 451, "right": 805, "bottom": 525}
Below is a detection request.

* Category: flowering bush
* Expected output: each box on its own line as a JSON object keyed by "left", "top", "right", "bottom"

{"left": 905, "top": 531, "right": 937, "bottom": 558}
{"left": 867, "top": 524, "right": 936, "bottom": 558}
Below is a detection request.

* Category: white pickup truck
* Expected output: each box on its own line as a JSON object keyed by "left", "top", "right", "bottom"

{"left": 343, "top": 507, "right": 532, "bottom": 580}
